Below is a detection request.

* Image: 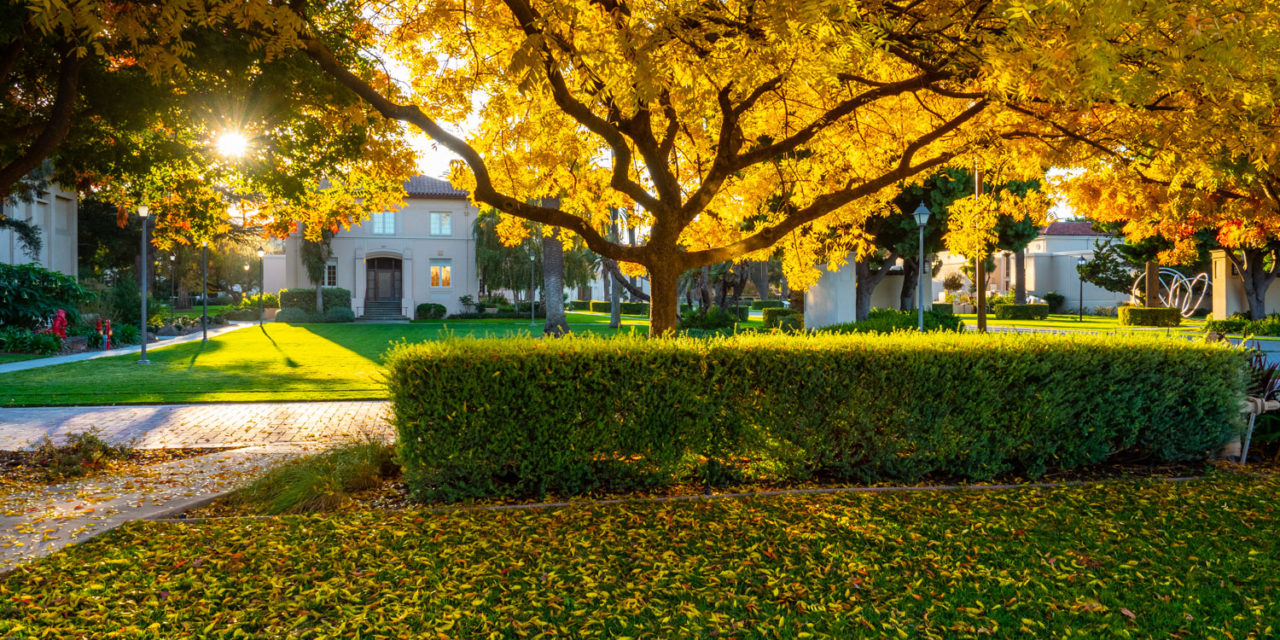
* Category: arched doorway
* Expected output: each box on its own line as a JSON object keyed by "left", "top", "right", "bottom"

{"left": 366, "top": 257, "right": 402, "bottom": 301}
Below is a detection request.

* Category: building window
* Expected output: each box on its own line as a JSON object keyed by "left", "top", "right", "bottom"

{"left": 430, "top": 212, "right": 452, "bottom": 236}
{"left": 370, "top": 211, "right": 396, "bottom": 235}
{"left": 324, "top": 261, "right": 338, "bottom": 287}
{"left": 430, "top": 259, "right": 452, "bottom": 287}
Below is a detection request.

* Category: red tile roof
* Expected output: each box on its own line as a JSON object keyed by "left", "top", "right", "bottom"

{"left": 1041, "top": 221, "right": 1104, "bottom": 236}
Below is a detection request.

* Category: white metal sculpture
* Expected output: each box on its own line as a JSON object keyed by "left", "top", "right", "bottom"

{"left": 1130, "top": 268, "right": 1211, "bottom": 317}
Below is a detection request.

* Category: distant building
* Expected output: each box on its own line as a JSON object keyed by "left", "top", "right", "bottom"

{"left": 805, "top": 221, "right": 1132, "bottom": 328}
{"left": 1, "top": 183, "right": 78, "bottom": 277}
{"left": 276, "top": 176, "right": 480, "bottom": 320}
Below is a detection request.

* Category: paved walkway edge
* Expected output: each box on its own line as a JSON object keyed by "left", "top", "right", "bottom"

{"left": 0, "top": 322, "right": 253, "bottom": 374}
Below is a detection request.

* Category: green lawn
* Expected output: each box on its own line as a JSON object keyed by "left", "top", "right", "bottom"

{"left": 956, "top": 312, "right": 1206, "bottom": 333}
{"left": 0, "top": 319, "right": 647, "bottom": 406}
{"left": 0, "top": 354, "right": 41, "bottom": 365}
{"left": 2, "top": 472, "right": 1276, "bottom": 637}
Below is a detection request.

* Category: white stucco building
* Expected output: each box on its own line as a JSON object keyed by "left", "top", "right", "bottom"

{"left": 277, "top": 176, "right": 480, "bottom": 319}
{"left": 1, "top": 183, "right": 78, "bottom": 277}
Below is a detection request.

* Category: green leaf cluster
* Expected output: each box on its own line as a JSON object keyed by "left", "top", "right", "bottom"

{"left": 385, "top": 333, "right": 1246, "bottom": 500}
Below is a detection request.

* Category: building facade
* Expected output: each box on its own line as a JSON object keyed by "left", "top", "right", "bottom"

{"left": 278, "top": 176, "right": 480, "bottom": 318}
{"left": 1, "top": 183, "right": 78, "bottom": 277}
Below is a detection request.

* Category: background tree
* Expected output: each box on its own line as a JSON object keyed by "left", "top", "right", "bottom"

{"left": 299, "top": 226, "right": 335, "bottom": 314}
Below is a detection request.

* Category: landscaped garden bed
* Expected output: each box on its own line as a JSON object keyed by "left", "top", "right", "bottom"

{"left": 3, "top": 471, "right": 1276, "bottom": 637}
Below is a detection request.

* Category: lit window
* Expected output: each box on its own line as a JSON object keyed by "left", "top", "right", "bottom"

{"left": 430, "top": 259, "right": 452, "bottom": 287}
{"left": 324, "top": 262, "right": 338, "bottom": 287}
{"left": 370, "top": 211, "right": 396, "bottom": 235}
{"left": 430, "top": 212, "right": 452, "bottom": 236}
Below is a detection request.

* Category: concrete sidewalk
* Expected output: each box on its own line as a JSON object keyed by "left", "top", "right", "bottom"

{"left": 0, "top": 322, "right": 251, "bottom": 375}
{"left": 0, "top": 400, "right": 394, "bottom": 570}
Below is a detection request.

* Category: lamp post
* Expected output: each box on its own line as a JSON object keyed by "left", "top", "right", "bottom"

{"left": 1077, "top": 255, "right": 1087, "bottom": 322}
{"left": 137, "top": 204, "right": 150, "bottom": 364}
{"left": 257, "top": 246, "right": 265, "bottom": 326}
{"left": 201, "top": 240, "right": 209, "bottom": 342}
{"left": 529, "top": 251, "right": 536, "bottom": 326}
{"left": 912, "top": 202, "right": 932, "bottom": 331}
{"left": 168, "top": 254, "right": 176, "bottom": 325}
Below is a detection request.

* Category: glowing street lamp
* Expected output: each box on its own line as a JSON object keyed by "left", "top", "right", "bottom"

{"left": 912, "top": 202, "right": 932, "bottom": 331}
{"left": 257, "top": 246, "right": 266, "bottom": 326}
{"left": 201, "top": 240, "right": 209, "bottom": 342}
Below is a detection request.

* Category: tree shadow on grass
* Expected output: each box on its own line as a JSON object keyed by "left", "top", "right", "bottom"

{"left": 259, "top": 326, "right": 300, "bottom": 368}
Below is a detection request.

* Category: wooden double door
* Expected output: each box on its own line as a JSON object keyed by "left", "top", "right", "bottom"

{"left": 366, "top": 257, "right": 402, "bottom": 301}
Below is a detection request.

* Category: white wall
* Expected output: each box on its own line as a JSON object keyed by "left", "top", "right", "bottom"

{"left": 805, "top": 260, "right": 933, "bottom": 329}
{"left": 1, "top": 184, "right": 77, "bottom": 277}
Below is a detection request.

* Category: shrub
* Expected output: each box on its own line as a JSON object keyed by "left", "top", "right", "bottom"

{"left": 271, "top": 308, "right": 310, "bottom": 323}
{"left": 515, "top": 301, "right": 545, "bottom": 313}
{"left": 751, "top": 300, "right": 785, "bottom": 310}
{"left": 236, "top": 292, "right": 280, "bottom": 310}
{"left": 29, "top": 430, "right": 129, "bottom": 481}
{"left": 0, "top": 327, "right": 61, "bottom": 355}
{"left": 446, "top": 310, "right": 546, "bottom": 320}
{"left": 385, "top": 333, "right": 1247, "bottom": 500}
{"left": 762, "top": 308, "right": 802, "bottom": 329}
{"left": 993, "top": 303, "right": 1050, "bottom": 320}
{"left": 820, "top": 309, "right": 963, "bottom": 335}
{"left": 112, "top": 323, "right": 140, "bottom": 345}
{"left": 415, "top": 303, "right": 447, "bottom": 320}
{"left": 680, "top": 306, "right": 738, "bottom": 330}
{"left": 0, "top": 263, "right": 89, "bottom": 329}
{"left": 232, "top": 441, "right": 397, "bottom": 514}
{"left": 567, "top": 300, "right": 591, "bottom": 311}
{"left": 589, "top": 300, "right": 650, "bottom": 315}
{"left": 1205, "top": 317, "right": 1248, "bottom": 334}
{"left": 931, "top": 303, "right": 953, "bottom": 315}
{"left": 1119, "top": 306, "right": 1182, "bottom": 327}
{"left": 1044, "top": 291, "right": 1066, "bottom": 313}
{"left": 223, "top": 308, "right": 261, "bottom": 321}
{"left": 278, "top": 288, "right": 352, "bottom": 312}
{"left": 1093, "top": 306, "right": 1117, "bottom": 317}
{"left": 942, "top": 272, "right": 965, "bottom": 294}
{"left": 324, "top": 307, "right": 356, "bottom": 323}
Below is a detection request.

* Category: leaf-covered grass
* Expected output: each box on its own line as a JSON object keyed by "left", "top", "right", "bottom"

{"left": 232, "top": 441, "right": 398, "bottom": 514}
{"left": 0, "top": 322, "right": 645, "bottom": 406}
{"left": 955, "top": 313, "right": 1208, "bottom": 332}
{"left": 2, "top": 472, "right": 1276, "bottom": 638}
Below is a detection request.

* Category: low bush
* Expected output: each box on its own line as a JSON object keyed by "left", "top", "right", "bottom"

{"left": 232, "top": 441, "right": 398, "bottom": 514}
{"left": 1093, "top": 306, "right": 1117, "bottom": 317}
{"left": 1244, "top": 314, "right": 1280, "bottom": 337}
{"left": 1044, "top": 291, "right": 1066, "bottom": 313}
{"left": 679, "top": 306, "right": 738, "bottom": 330}
{"left": 1119, "top": 306, "right": 1182, "bottom": 327}
{"left": 0, "top": 263, "right": 89, "bottom": 329}
{"left": 112, "top": 323, "right": 140, "bottom": 345}
{"left": 1205, "top": 317, "right": 1249, "bottom": 334}
{"left": 325, "top": 307, "right": 356, "bottom": 323}
{"left": 567, "top": 300, "right": 591, "bottom": 311}
{"left": 236, "top": 292, "right": 279, "bottom": 310}
{"left": 751, "top": 300, "right": 784, "bottom": 310}
{"left": 274, "top": 308, "right": 313, "bottom": 323}
{"left": 931, "top": 302, "right": 953, "bottom": 315}
{"left": 446, "top": 311, "right": 546, "bottom": 320}
{"left": 222, "top": 308, "right": 260, "bottom": 321}
{"left": 762, "top": 308, "right": 801, "bottom": 329}
{"left": 385, "top": 333, "right": 1247, "bottom": 501}
{"left": 0, "top": 327, "right": 61, "bottom": 355}
{"left": 820, "top": 309, "right": 964, "bottom": 335}
{"left": 279, "top": 288, "right": 352, "bottom": 312}
{"left": 588, "top": 300, "right": 650, "bottom": 315}
{"left": 993, "top": 303, "right": 1050, "bottom": 320}
{"left": 515, "top": 301, "right": 544, "bottom": 314}
{"left": 30, "top": 431, "right": 128, "bottom": 481}
{"left": 415, "top": 303, "right": 447, "bottom": 320}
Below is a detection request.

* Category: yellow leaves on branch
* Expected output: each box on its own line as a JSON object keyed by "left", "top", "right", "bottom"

{"left": 945, "top": 190, "right": 1050, "bottom": 261}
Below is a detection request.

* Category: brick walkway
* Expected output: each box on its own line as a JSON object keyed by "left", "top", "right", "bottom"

{"left": 0, "top": 400, "right": 393, "bottom": 451}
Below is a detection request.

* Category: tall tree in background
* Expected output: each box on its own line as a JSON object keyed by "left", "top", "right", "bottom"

{"left": 300, "top": 226, "right": 335, "bottom": 314}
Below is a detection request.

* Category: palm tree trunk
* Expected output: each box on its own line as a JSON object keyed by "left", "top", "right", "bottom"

{"left": 1014, "top": 249, "right": 1027, "bottom": 305}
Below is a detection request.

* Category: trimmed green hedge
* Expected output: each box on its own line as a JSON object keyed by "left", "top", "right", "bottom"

{"left": 588, "top": 300, "right": 650, "bottom": 315}
{"left": 385, "top": 333, "right": 1247, "bottom": 500}
{"left": 279, "top": 288, "right": 352, "bottom": 312}
{"left": 415, "top": 303, "right": 447, "bottom": 320}
{"left": 751, "top": 300, "right": 785, "bottom": 310}
{"left": 567, "top": 300, "right": 591, "bottom": 311}
{"left": 931, "top": 302, "right": 954, "bottom": 315}
{"left": 820, "top": 309, "right": 963, "bottom": 334}
{"left": 994, "top": 303, "right": 1050, "bottom": 320}
{"left": 1119, "top": 306, "right": 1182, "bottom": 327}
{"left": 274, "top": 308, "right": 312, "bottom": 323}
{"left": 762, "top": 308, "right": 801, "bottom": 329}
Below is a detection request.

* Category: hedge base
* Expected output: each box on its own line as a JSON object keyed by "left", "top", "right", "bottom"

{"left": 1119, "top": 306, "right": 1182, "bottom": 327}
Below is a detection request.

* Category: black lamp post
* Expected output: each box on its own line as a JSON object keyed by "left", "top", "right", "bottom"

{"left": 529, "top": 251, "right": 536, "bottom": 326}
{"left": 137, "top": 204, "right": 150, "bottom": 364}
{"left": 257, "top": 246, "right": 265, "bottom": 326}
{"left": 1077, "top": 255, "right": 1087, "bottom": 322}
{"left": 168, "top": 254, "right": 176, "bottom": 325}
{"left": 912, "top": 202, "right": 932, "bottom": 330}
{"left": 201, "top": 240, "right": 209, "bottom": 341}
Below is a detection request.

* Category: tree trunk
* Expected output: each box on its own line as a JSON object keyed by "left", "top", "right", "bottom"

{"left": 699, "top": 265, "right": 712, "bottom": 309}
{"left": 1229, "top": 248, "right": 1279, "bottom": 321}
{"left": 627, "top": 225, "right": 639, "bottom": 301}
{"left": 315, "top": 280, "right": 324, "bottom": 314}
{"left": 899, "top": 257, "right": 918, "bottom": 311}
{"left": 1014, "top": 249, "right": 1027, "bottom": 305}
{"left": 1144, "top": 260, "right": 1160, "bottom": 308}
{"left": 749, "top": 261, "right": 771, "bottom": 301}
{"left": 608, "top": 262, "right": 621, "bottom": 328}
{"left": 542, "top": 226, "right": 570, "bottom": 336}
{"left": 854, "top": 251, "right": 897, "bottom": 322}
{"left": 601, "top": 262, "right": 611, "bottom": 303}
{"left": 976, "top": 255, "right": 987, "bottom": 332}
{"left": 649, "top": 260, "right": 681, "bottom": 337}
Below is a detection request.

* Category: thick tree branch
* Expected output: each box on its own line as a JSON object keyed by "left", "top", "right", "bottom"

{"left": 301, "top": 37, "right": 642, "bottom": 263}
{"left": 0, "top": 51, "right": 83, "bottom": 198}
